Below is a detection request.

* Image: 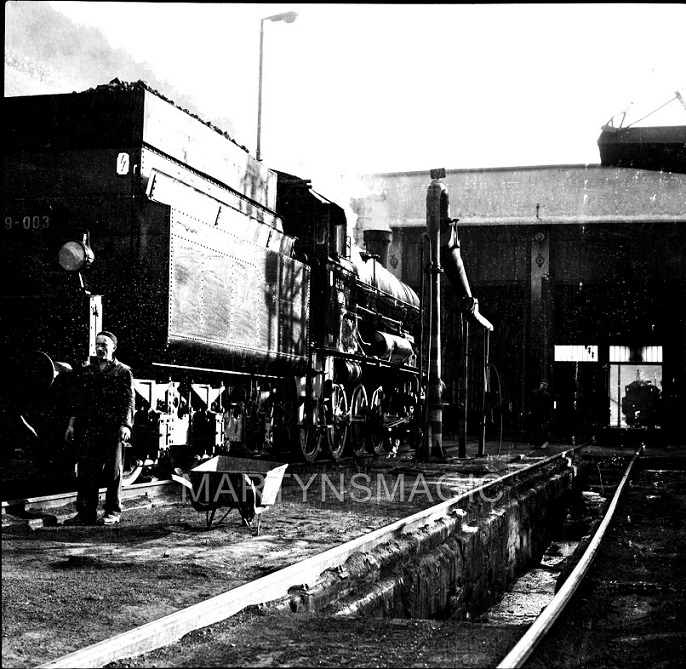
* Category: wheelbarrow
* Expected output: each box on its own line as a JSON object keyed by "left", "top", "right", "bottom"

{"left": 172, "top": 456, "right": 288, "bottom": 535}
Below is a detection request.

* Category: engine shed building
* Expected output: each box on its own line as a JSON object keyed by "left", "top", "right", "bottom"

{"left": 351, "top": 164, "right": 686, "bottom": 445}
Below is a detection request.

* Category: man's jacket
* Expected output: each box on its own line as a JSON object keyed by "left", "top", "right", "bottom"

{"left": 71, "top": 357, "right": 135, "bottom": 431}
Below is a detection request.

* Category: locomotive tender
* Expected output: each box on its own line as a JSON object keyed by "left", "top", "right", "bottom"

{"left": 2, "top": 81, "right": 421, "bottom": 481}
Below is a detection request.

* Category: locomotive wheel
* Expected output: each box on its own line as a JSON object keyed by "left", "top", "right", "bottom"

{"left": 350, "top": 384, "right": 370, "bottom": 457}
{"left": 369, "top": 386, "right": 387, "bottom": 455}
{"left": 326, "top": 384, "right": 349, "bottom": 461}
{"left": 299, "top": 425, "right": 321, "bottom": 463}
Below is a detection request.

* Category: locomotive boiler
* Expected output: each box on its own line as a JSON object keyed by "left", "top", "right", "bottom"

{"left": 1, "top": 81, "right": 421, "bottom": 482}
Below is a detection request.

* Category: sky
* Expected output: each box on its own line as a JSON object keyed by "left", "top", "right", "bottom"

{"left": 9, "top": 2, "right": 686, "bottom": 198}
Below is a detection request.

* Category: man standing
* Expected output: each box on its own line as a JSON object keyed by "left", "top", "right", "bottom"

{"left": 64, "top": 331, "right": 135, "bottom": 526}
{"left": 528, "top": 379, "right": 553, "bottom": 450}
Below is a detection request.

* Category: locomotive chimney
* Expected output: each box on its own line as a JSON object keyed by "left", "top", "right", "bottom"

{"left": 363, "top": 229, "right": 392, "bottom": 268}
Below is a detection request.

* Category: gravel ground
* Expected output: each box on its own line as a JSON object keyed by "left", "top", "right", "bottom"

{"left": 10, "top": 444, "right": 669, "bottom": 669}
{"left": 97, "top": 448, "right": 686, "bottom": 669}
{"left": 2, "top": 454, "right": 513, "bottom": 669}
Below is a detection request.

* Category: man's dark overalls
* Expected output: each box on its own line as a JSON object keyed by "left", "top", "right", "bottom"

{"left": 72, "top": 358, "right": 134, "bottom": 521}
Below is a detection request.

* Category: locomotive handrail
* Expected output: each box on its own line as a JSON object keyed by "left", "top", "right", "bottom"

{"left": 354, "top": 305, "right": 409, "bottom": 331}
{"left": 354, "top": 280, "right": 420, "bottom": 310}
{"left": 314, "top": 347, "right": 420, "bottom": 375}
{"left": 151, "top": 362, "right": 284, "bottom": 380}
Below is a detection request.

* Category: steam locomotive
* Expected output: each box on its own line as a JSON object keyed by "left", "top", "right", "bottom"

{"left": 1, "top": 81, "right": 422, "bottom": 483}
{"left": 621, "top": 379, "right": 661, "bottom": 429}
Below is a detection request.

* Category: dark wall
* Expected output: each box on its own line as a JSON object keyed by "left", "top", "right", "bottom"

{"left": 398, "top": 221, "right": 686, "bottom": 441}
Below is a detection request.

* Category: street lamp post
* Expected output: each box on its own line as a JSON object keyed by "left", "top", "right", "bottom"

{"left": 256, "top": 11, "right": 298, "bottom": 161}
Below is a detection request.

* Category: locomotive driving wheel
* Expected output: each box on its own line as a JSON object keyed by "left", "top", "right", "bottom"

{"left": 326, "top": 384, "right": 349, "bottom": 461}
{"left": 350, "top": 384, "right": 370, "bottom": 457}
{"left": 369, "top": 386, "right": 387, "bottom": 455}
{"left": 299, "top": 389, "right": 327, "bottom": 463}
{"left": 299, "top": 424, "right": 322, "bottom": 463}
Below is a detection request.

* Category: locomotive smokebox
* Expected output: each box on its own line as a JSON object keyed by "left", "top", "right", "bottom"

{"left": 363, "top": 229, "right": 392, "bottom": 268}
{"left": 9, "top": 350, "right": 72, "bottom": 406}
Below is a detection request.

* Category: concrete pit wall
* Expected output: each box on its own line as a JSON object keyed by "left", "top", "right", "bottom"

{"left": 277, "top": 460, "right": 573, "bottom": 621}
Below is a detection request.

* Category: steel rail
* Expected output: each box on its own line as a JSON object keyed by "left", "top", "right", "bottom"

{"left": 496, "top": 444, "right": 643, "bottom": 669}
{"left": 1, "top": 480, "right": 177, "bottom": 518}
{"left": 1, "top": 444, "right": 410, "bottom": 513}
{"left": 0, "top": 448, "right": 399, "bottom": 513}
{"left": 37, "top": 447, "right": 582, "bottom": 668}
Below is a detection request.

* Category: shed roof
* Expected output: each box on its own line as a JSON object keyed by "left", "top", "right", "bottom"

{"left": 353, "top": 164, "right": 686, "bottom": 228}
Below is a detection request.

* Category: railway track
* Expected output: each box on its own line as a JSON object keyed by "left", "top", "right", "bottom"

{"left": 0, "top": 440, "right": 456, "bottom": 516}
{"left": 0, "top": 445, "right": 410, "bottom": 506}
{"left": 7, "top": 447, "right": 583, "bottom": 668}
{"left": 9, "top": 442, "right": 666, "bottom": 669}
{"left": 515, "top": 446, "right": 686, "bottom": 668}
{"left": 1, "top": 479, "right": 177, "bottom": 527}
{"left": 495, "top": 445, "right": 643, "bottom": 667}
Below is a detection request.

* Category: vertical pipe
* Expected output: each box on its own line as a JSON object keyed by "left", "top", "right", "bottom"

{"left": 459, "top": 317, "right": 469, "bottom": 458}
{"left": 617, "top": 366, "right": 621, "bottom": 428}
{"left": 426, "top": 176, "right": 447, "bottom": 460}
{"left": 256, "top": 19, "right": 265, "bottom": 161}
{"left": 478, "top": 328, "right": 490, "bottom": 457}
{"left": 417, "top": 235, "right": 432, "bottom": 462}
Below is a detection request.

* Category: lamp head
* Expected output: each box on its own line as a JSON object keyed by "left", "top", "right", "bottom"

{"left": 58, "top": 232, "right": 95, "bottom": 272}
{"left": 268, "top": 11, "right": 297, "bottom": 23}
